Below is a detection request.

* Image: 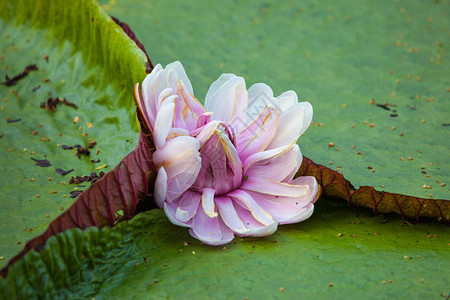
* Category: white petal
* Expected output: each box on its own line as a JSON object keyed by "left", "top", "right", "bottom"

{"left": 141, "top": 64, "right": 163, "bottom": 126}
{"left": 154, "top": 101, "right": 175, "bottom": 149}
{"left": 205, "top": 74, "right": 236, "bottom": 103}
{"left": 267, "top": 102, "right": 313, "bottom": 149}
{"left": 246, "top": 83, "right": 275, "bottom": 124}
{"left": 276, "top": 90, "right": 298, "bottom": 112}
{"left": 156, "top": 87, "right": 174, "bottom": 111}
{"left": 154, "top": 167, "right": 167, "bottom": 208}
{"left": 205, "top": 75, "right": 247, "bottom": 123}
{"left": 167, "top": 61, "right": 193, "bottom": 95}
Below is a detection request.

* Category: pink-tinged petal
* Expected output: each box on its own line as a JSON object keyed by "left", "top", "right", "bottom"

{"left": 156, "top": 87, "right": 174, "bottom": 111}
{"left": 191, "top": 120, "right": 220, "bottom": 146}
{"left": 205, "top": 75, "right": 248, "bottom": 123}
{"left": 227, "top": 189, "right": 273, "bottom": 226}
{"left": 245, "top": 144, "right": 302, "bottom": 182}
{"left": 153, "top": 136, "right": 201, "bottom": 202}
{"left": 153, "top": 100, "right": 175, "bottom": 149}
{"left": 153, "top": 136, "right": 200, "bottom": 178}
{"left": 166, "top": 127, "right": 189, "bottom": 140}
{"left": 233, "top": 203, "right": 278, "bottom": 237}
{"left": 173, "top": 82, "right": 206, "bottom": 131}
{"left": 205, "top": 74, "right": 236, "bottom": 98}
{"left": 175, "top": 190, "right": 201, "bottom": 222}
{"left": 215, "top": 196, "right": 249, "bottom": 235}
{"left": 236, "top": 106, "right": 279, "bottom": 161}
{"left": 196, "top": 112, "right": 212, "bottom": 128}
{"left": 289, "top": 176, "right": 320, "bottom": 203}
{"left": 246, "top": 83, "right": 275, "bottom": 123}
{"left": 166, "top": 170, "right": 201, "bottom": 203}
{"left": 240, "top": 178, "right": 310, "bottom": 198}
{"left": 243, "top": 138, "right": 299, "bottom": 173}
{"left": 191, "top": 123, "right": 243, "bottom": 195}
{"left": 247, "top": 185, "right": 317, "bottom": 224}
{"left": 167, "top": 61, "right": 193, "bottom": 95}
{"left": 190, "top": 201, "right": 234, "bottom": 245}
{"left": 276, "top": 90, "right": 298, "bottom": 112}
{"left": 202, "top": 188, "right": 218, "bottom": 218}
{"left": 164, "top": 200, "right": 190, "bottom": 228}
{"left": 154, "top": 167, "right": 167, "bottom": 208}
{"left": 268, "top": 102, "right": 313, "bottom": 149}
{"left": 218, "top": 130, "right": 243, "bottom": 189}
{"left": 141, "top": 64, "right": 163, "bottom": 126}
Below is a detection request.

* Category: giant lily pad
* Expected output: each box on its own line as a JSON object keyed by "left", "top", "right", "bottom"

{"left": 1, "top": 199, "right": 449, "bottom": 299}
{"left": 101, "top": 0, "right": 450, "bottom": 202}
{"left": 0, "top": 0, "right": 148, "bottom": 268}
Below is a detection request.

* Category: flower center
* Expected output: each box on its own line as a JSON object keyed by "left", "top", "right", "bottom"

{"left": 190, "top": 121, "right": 242, "bottom": 196}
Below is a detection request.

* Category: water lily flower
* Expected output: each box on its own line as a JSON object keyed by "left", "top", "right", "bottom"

{"left": 134, "top": 61, "right": 319, "bottom": 245}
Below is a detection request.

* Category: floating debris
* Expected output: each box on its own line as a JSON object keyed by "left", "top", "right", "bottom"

{"left": 40, "top": 97, "right": 78, "bottom": 112}
{"left": 31, "top": 157, "right": 51, "bottom": 167}
{"left": 1, "top": 65, "right": 38, "bottom": 86}
{"left": 55, "top": 168, "right": 74, "bottom": 176}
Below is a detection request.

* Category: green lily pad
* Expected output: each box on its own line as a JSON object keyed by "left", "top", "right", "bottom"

{"left": 0, "top": 0, "right": 147, "bottom": 268}
{"left": 1, "top": 199, "right": 449, "bottom": 299}
{"left": 101, "top": 0, "right": 450, "bottom": 200}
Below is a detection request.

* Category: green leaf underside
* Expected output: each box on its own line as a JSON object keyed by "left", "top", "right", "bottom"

{"left": 0, "top": 0, "right": 147, "bottom": 268}
{"left": 1, "top": 200, "right": 449, "bottom": 299}
{"left": 101, "top": 0, "right": 450, "bottom": 200}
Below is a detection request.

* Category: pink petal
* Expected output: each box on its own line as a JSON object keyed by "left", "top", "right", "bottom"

{"left": 196, "top": 112, "right": 212, "bottom": 128}
{"left": 236, "top": 106, "right": 279, "bottom": 161}
{"left": 164, "top": 200, "right": 190, "bottom": 228}
{"left": 175, "top": 190, "right": 201, "bottom": 222}
{"left": 202, "top": 188, "right": 218, "bottom": 218}
{"left": 247, "top": 179, "right": 317, "bottom": 224}
{"left": 154, "top": 167, "right": 167, "bottom": 208}
{"left": 205, "top": 75, "right": 247, "bottom": 123}
{"left": 166, "top": 170, "right": 201, "bottom": 203}
{"left": 173, "top": 83, "right": 206, "bottom": 131}
{"left": 233, "top": 203, "right": 278, "bottom": 237}
{"left": 215, "top": 196, "right": 249, "bottom": 235}
{"left": 245, "top": 144, "right": 302, "bottom": 182}
{"left": 153, "top": 136, "right": 201, "bottom": 202}
{"left": 243, "top": 138, "right": 299, "bottom": 173}
{"left": 267, "top": 102, "right": 313, "bottom": 149}
{"left": 190, "top": 201, "right": 234, "bottom": 245}
{"left": 289, "top": 176, "right": 320, "bottom": 203}
{"left": 191, "top": 123, "right": 242, "bottom": 195}
{"left": 226, "top": 189, "right": 274, "bottom": 226}
{"left": 240, "top": 178, "right": 310, "bottom": 198}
